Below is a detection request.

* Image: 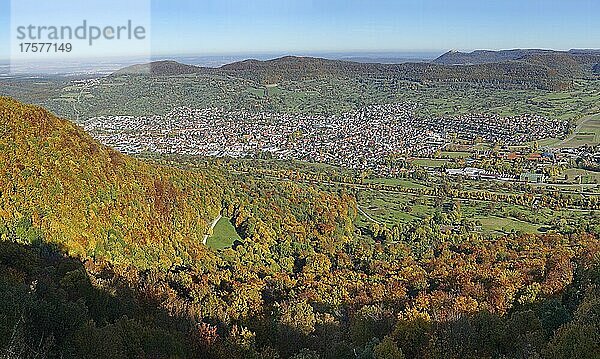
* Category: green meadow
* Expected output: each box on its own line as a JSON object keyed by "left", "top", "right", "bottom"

{"left": 207, "top": 217, "right": 242, "bottom": 250}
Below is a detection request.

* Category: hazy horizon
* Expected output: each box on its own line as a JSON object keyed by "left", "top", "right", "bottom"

{"left": 1, "top": 0, "right": 600, "bottom": 61}
{"left": 3, "top": 47, "right": 600, "bottom": 77}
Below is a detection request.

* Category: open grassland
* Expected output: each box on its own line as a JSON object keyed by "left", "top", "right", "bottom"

{"left": 561, "top": 168, "right": 600, "bottom": 184}
{"left": 203, "top": 157, "right": 598, "bottom": 239}
{"left": 362, "top": 177, "right": 426, "bottom": 189}
{"left": 356, "top": 187, "right": 598, "bottom": 236}
{"left": 474, "top": 216, "right": 541, "bottom": 235}
{"left": 207, "top": 217, "right": 242, "bottom": 250}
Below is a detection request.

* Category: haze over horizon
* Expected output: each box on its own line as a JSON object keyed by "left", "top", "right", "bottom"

{"left": 1, "top": 0, "right": 600, "bottom": 61}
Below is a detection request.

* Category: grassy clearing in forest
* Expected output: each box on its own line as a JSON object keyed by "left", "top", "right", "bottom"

{"left": 208, "top": 217, "right": 242, "bottom": 250}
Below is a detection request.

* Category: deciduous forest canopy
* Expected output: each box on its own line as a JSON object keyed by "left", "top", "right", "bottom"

{"left": 1, "top": 97, "right": 600, "bottom": 358}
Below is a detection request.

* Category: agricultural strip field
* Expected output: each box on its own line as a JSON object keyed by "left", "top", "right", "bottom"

{"left": 356, "top": 188, "right": 598, "bottom": 236}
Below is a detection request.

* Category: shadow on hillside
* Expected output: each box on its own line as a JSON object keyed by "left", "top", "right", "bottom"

{"left": 1, "top": 239, "right": 598, "bottom": 359}
{"left": 0, "top": 240, "right": 213, "bottom": 359}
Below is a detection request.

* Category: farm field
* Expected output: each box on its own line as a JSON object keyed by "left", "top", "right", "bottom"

{"left": 556, "top": 113, "right": 600, "bottom": 147}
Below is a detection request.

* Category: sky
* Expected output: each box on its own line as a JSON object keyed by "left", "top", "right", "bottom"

{"left": 149, "top": 0, "right": 600, "bottom": 54}
{"left": 1, "top": 0, "right": 599, "bottom": 60}
{"left": 0, "top": 0, "right": 7, "bottom": 60}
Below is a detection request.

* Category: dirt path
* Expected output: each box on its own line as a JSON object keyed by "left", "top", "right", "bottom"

{"left": 357, "top": 206, "right": 383, "bottom": 225}
{"left": 202, "top": 214, "right": 223, "bottom": 245}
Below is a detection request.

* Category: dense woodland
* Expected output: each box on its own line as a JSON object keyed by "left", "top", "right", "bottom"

{"left": 1, "top": 97, "right": 600, "bottom": 358}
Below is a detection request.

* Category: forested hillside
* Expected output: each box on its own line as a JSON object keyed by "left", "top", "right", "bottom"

{"left": 1, "top": 98, "right": 600, "bottom": 358}
{"left": 0, "top": 97, "right": 224, "bottom": 269}
{"left": 433, "top": 49, "right": 552, "bottom": 65}
{"left": 434, "top": 49, "right": 600, "bottom": 73}
{"left": 117, "top": 55, "right": 575, "bottom": 90}
{"left": 114, "top": 60, "right": 212, "bottom": 76}
{"left": 3, "top": 51, "right": 600, "bottom": 121}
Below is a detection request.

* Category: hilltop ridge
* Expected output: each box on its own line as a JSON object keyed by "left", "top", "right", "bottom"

{"left": 433, "top": 49, "right": 600, "bottom": 75}
{"left": 115, "top": 52, "right": 582, "bottom": 90}
{"left": 113, "top": 60, "right": 210, "bottom": 76}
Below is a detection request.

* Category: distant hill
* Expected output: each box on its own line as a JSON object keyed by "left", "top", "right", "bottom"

{"left": 433, "top": 49, "right": 600, "bottom": 65}
{"left": 114, "top": 60, "right": 209, "bottom": 76}
{"left": 520, "top": 52, "right": 584, "bottom": 77}
{"left": 568, "top": 49, "right": 600, "bottom": 55}
{"left": 219, "top": 56, "right": 390, "bottom": 82}
{"left": 433, "top": 49, "right": 554, "bottom": 65}
{"left": 227, "top": 55, "right": 575, "bottom": 89}
{"left": 433, "top": 49, "right": 600, "bottom": 76}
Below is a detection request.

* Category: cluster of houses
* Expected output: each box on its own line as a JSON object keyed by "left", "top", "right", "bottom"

{"left": 422, "top": 113, "right": 570, "bottom": 145}
{"left": 83, "top": 103, "right": 577, "bottom": 176}
{"left": 443, "top": 146, "right": 600, "bottom": 184}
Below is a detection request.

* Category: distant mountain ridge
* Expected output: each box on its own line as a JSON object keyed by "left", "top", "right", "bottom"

{"left": 114, "top": 52, "right": 589, "bottom": 90}
{"left": 433, "top": 49, "right": 600, "bottom": 69}
{"left": 113, "top": 60, "right": 209, "bottom": 76}
{"left": 434, "top": 49, "right": 553, "bottom": 65}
